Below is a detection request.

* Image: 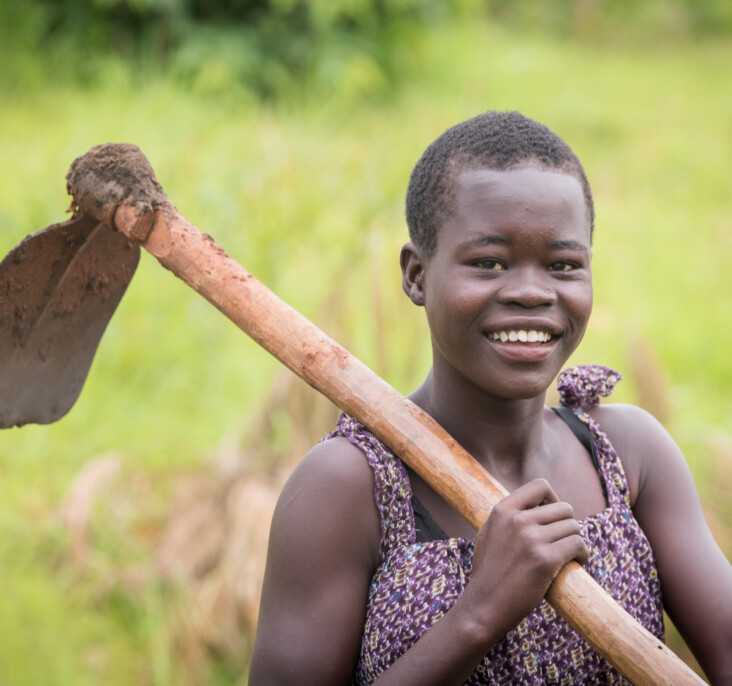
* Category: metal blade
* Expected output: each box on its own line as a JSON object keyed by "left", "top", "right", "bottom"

{"left": 0, "top": 216, "right": 139, "bottom": 427}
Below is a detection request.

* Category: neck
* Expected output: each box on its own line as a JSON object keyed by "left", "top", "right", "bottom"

{"left": 409, "top": 368, "right": 550, "bottom": 483}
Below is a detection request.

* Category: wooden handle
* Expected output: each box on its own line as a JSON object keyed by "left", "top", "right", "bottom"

{"left": 118, "top": 200, "right": 705, "bottom": 686}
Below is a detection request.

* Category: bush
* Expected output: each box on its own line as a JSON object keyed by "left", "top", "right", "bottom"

{"left": 4, "top": 1, "right": 730, "bottom": 97}
{"left": 0, "top": 0, "right": 460, "bottom": 97}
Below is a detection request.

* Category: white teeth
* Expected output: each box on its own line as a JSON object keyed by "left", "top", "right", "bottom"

{"left": 489, "top": 330, "right": 553, "bottom": 343}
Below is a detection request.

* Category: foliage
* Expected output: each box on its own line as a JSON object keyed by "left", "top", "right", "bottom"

{"left": 484, "top": 0, "right": 732, "bottom": 40}
{"left": 0, "top": 0, "right": 460, "bottom": 97}
{"left": 1, "top": 11, "right": 731, "bottom": 686}
{"left": 4, "top": 0, "right": 732, "bottom": 98}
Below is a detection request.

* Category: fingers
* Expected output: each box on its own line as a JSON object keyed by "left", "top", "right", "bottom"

{"left": 468, "top": 479, "right": 590, "bottom": 631}
{"left": 550, "top": 530, "right": 590, "bottom": 566}
{"left": 540, "top": 516, "right": 582, "bottom": 543}
{"left": 540, "top": 517, "right": 589, "bottom": 565}
{"left": 505, "top": 478, "right": 560, "bottom": 510}
{"left": 506, "top": 510, "right": 588, "bottom": 563}
{"left": 516, "top": 494, "right": 588, "bottom": 565}
{"left": 528, "top": 500, "right": 575, "bottom": 526}
{"left": 487, "top": 481, "right": 588, "bottom": 568}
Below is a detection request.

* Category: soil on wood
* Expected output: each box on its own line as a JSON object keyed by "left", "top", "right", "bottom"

{"left": 66, "top": 143, "right": 168, "bottom": 220}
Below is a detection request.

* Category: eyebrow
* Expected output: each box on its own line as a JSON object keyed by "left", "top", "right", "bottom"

{"left": 460, "top": 235, "right": 589, "bottom": 253}
{"left": 461, "top": 234, "right": 509, "bottom": 248}
{"left": 550, "top": 239, "right": 589, "bottom": 252}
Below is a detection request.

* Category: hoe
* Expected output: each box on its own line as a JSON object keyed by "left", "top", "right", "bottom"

{"left": 0, "top": 143, "right": 705, "bottom": 685}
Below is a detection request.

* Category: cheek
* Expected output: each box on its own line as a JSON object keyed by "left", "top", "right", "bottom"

{"left": 568, "top": 282, "right": 594, "bottom": 334}
{"left": 424, "top": 292, "right": 475, "bottom": 353}
{"left": 427, "top": 285, "right": 486, "bottom": 334}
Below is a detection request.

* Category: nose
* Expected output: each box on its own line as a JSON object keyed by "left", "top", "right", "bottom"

{"left": 496, "top": 268, "right": 557, "bottom": 308}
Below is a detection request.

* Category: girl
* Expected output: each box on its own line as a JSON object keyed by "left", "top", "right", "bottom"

{"left": 250, "top": 111, "right": 732, "bottom": 684}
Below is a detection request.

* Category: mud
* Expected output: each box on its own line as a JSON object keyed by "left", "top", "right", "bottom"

{"left": 47, "top": 226, "right": 137, "bottom": 319}
{"left": 66, "top": 143, "right": 168, "bottom": 222}
{"left": 0, "top": 215, "right": 98, "bottom": 347}
{"left": 0, "top": 146, "right": 152, "bottom": 428}
{"left": 0, "top": 220, "right": 140, "bottom": 428}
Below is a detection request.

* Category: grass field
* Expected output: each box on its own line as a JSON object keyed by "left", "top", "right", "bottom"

{"left": 1, "top": 16, "right": 730, "bottom": 684}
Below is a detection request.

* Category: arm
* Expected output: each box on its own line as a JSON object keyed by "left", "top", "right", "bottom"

{"left": 250, "top": 436, "right": 588, "bottom": 685}
{"left": 249, "top": 437, "right": 380, "bottom": 685}
{"left": 593, "top": 404, "right": 732, "bottom": 684}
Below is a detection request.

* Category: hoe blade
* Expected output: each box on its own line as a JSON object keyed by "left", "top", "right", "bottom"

{"left": 0, "top": 216, "right": 139, "bottom": 428}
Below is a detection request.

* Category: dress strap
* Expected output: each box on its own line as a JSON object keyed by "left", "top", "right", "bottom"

{"left": 323, "top": 414, "right": 415, "bottom": 560}
{"left": 556, "top": 365, "right": 632, "bottom": 508}
{"left": 552, "top": 406, "right": 609, "bottom": 504}
{"left": 557, "top": 365, "right": 621, "bottom": 411}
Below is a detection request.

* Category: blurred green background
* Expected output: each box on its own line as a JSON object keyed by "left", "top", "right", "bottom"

{"left": 1, "top": 1, "right": 731, "bottom": 683}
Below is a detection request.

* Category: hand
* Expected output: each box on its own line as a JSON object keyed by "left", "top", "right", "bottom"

{"left": 464, "top": 478, "right": 588, "bottom": 639}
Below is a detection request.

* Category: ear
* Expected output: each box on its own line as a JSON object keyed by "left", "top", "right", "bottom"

{"left": 400, "top": 242, "right": 426, "bottom": 306}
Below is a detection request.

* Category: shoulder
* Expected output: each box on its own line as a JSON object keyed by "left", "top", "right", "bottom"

{"left": 587, "top": 402, "right": 670, "bottom": 456}
{"left": 588, "top": 410, "right": 732, "bottom": 679}
{"left": 289, "top": 434, "right": 377, "bottom": 494}
{"left": 272, "top": 435, "right": 381, "bottom": 569}
{"left": 555, "top": 365, "right": 689, "bottom": 508}
{"left": 588, "top": 402, "right": 703, "bottom": 529}
{"left": 587, "top": 403, "right": 683, "bottom": 507}
{"left": 250, "top": 437, "right": 382, "bottom": 682}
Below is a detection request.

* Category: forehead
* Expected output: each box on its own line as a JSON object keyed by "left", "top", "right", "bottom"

{"left": 439, "top": 165, "right": 590, "bottom": 247}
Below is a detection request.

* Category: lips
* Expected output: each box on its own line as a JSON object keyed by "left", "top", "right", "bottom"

{"left": 483, "top": 325, "right": 561, "bottom": 362}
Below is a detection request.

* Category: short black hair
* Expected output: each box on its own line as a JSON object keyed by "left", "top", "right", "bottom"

{"left": 405, "top": 111, "right": 594, "bottom": 256}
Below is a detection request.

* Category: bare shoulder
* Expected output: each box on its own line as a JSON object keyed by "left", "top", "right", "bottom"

{"left": 285, "top": 435, "right": 378, "bottom": 498}
{"left": 588, "top": 402, "right": 701, "bottom": 533}
{"left": 273, "top": 435, "right": 382, "bottom": 568}
{"left": 588, "top": 402, "right": 675, "bottom": 449}
{"left": 590, "top": 409, "right": 732, "bottom": 680}
{"left": 587, "top": 403, "right": 686, "bottom": 506}
{"left": 250, "top": 435, "right": 382, "bottom": 684}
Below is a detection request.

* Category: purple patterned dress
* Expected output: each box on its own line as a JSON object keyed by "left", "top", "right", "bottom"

{"left": 324, "top": 365, "right": 664, "bottom": 685}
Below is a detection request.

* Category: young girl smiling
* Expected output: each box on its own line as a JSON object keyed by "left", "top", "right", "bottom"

{"left": 250, "top": 111, "right": 732, "bottom": 685}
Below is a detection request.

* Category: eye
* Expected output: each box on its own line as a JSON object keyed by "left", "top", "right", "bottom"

{"left": 549, "top": 261, "right": 578, "bottom": 273}
{"left": 474, "top": 258, "right": 506, "bottom": 271}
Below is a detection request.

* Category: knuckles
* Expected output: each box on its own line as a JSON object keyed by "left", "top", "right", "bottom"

{"left": 533, "top": 477, "right": 553, "bottom": 492}
{"left": 575, "top": 535, "right": 590, "bottom": 565}
{"left": 558, "top": 501, "right": 575, "bottom": 520}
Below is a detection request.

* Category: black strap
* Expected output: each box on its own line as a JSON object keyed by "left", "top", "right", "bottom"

{"left": 551, "top": 406, "right": 609, "bottom": 503}
{"left": 412, "top": 494, "right": 449, "bottom": 543}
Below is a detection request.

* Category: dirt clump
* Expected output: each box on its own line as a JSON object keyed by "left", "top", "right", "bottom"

{"left": 66, "top": 143, "right": 169, "bottom": 222}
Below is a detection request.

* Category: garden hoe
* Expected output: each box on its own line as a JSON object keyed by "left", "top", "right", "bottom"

{"left": 0, "top": 143, "right": 705, "bottom": 686}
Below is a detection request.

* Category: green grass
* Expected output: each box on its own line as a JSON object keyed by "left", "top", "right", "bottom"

{"left": 1, "top": 16, "right": 730, "bottom": 684}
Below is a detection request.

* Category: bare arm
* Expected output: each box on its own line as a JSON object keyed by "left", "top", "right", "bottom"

{"left": 593, "top": 404, "right": 732, "bottom": 684}
{"left": 249, "top": 437, "right": 380, "bottom": 685}
{"left": 250, "top": 436, "right": 588, "bottom": 685}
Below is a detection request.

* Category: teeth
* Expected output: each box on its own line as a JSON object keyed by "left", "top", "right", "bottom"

{"left": 489, "top": 330, "right": 553, "bottom": 343}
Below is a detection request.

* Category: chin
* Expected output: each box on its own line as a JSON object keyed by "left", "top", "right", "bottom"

{"left": 486, "top": 371, "right": 555, "bottom": 402}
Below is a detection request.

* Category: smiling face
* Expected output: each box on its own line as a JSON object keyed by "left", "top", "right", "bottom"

{"left": 401, "top": 165, "right": 593, "bottom": 402}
